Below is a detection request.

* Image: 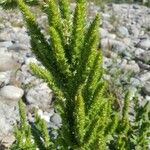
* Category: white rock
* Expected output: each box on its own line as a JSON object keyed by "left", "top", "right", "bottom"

{"left": 8, "top": 43, "right": 28, "bottom": 51}
{"left": 0, "top": 71, "right": 11, "bottom": 86}
{"left": 121, "top": 60, "right": 140, "bottom": 73}
{"left": 0, "top": 53, "right": 18, "bottom": 72}
{"left": 145, "top": 95, "right": 150, "bottom": 101}
{"left": 138, "top": 39, "right": 150, "bottom": 50}
{"left": 101, "top": 38, "right": 127, "bottom": 53}
{"left": 25, "top": 57, "right": 38, "bottom": 65}
{"left": 102, "top": 13, "right": 110, "bottom": 20}
{"left": 26, "top": 83, "right": 53, "bottom": 109}
{"left": 134, "top": 48, "right": 145, "bottom": 58}
{"left": 0, "top": 100, "right": 19, "bottom": 145}
{"left": 117, "top": 26, "right": 129, "bottom": 37}
{"left": 37, "top": 109, "right": 43, "bottom": 117}
{"left": 50, "top": 113, "right": 62, "bottom": 127}
{"left": 0, "top": 41, "right": 12, "bottom": 48}
{"left": 131, "top": 27, "right": 139, "bottom": 37}
{"left": 37, "top": 109, "right": 50, "bottom": 123}
{"left": 139, "top": 72, "right": 150, "bottom": 82}
{"left": 120, "top": 59, "right": 127, "bottom": 67}
{"left": 13, "top": 29, "right": 29, "bottom": 45}
{"left": 122, "top": 38, "right": 132, "bottom": 46}
{"left": 0, "top": 85, "right": 24, "bottom": 100}
{"left": 138, "top": 51, "right": 150, "bottom": 63}
{"left": 107, "top": 33, "right": 116, "bottom": 39}
{"left": 138, "top": 61, "right": 150, "bottom": 70}
{"left": 103, "top": 57, "right": 112, "bottom": 67}
{"left": 48, "top": 108, "right": 55, "bottom": 117}
{"left": 100, "top": 28, "right": 108, "bottom": 38}
{"left": 143, "top": 82, "right": 150, "bottom": 96}
{"left": 0, "top": 23, "right": 5, "bottom": 29}
{"left": 129, "top": 87, "right": 137, "bottom": 100}
{"left": 130, "top": 77, "right": 141, "bottom": 87}
{"left": 0, "top": 47, "right": 7, "bottom": 54}
{"left": 42, "top": 115, "right": 50, "bottom": 123}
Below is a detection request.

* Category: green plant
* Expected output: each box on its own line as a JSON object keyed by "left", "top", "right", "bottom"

{"left": 0, "top": 0, "right": 18, "bottom": 9}
{"left": 142, "top": 0, "right": 150, "bottom": 7}
{"left": 109, "top": 94, "right": 150, "bottom": 150}
{"left": 10, "top": 100, "right": 36, "bottom": 150}
{"left": 11, "top": 0, "right": 150, "bottom": 149}
{"left": 10, "top": 100, "right": 53, "bottom": 150}
{"left": 0, "top": 0, "right": 39, "bottom": 9}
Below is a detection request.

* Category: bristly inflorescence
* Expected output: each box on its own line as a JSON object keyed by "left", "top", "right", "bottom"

{"left": 11, "top": 0, "right": 150, "bottom": 150}
{"left": 16, "top": 0, "right": 113, "bottom": 149}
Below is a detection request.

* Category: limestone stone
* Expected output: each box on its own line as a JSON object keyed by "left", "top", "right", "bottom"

{"left": 0, "top": 85, "right": 24, "bottom": 100}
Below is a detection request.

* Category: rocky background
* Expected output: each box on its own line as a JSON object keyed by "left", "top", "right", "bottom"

{"left": 0, "top": 3, "right": 150, "bottom": 148}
